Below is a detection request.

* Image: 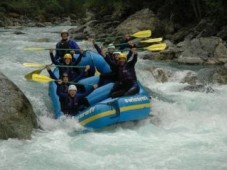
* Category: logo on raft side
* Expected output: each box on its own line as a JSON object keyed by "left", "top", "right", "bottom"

{"left": 78, "top": 107, "right": 95, "bottom": 119}
{"left": 124, "top": 96, "right": 149, "bottom": 103}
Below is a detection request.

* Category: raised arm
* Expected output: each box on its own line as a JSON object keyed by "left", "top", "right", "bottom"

{"left": 50, "top": 49, "right": 60, "bottom": 65}
{"left": 68, "top": 40, "right": 80, "bottom": 54}
{"left": 127, "top": 47, "right": 137, "bottom": 66}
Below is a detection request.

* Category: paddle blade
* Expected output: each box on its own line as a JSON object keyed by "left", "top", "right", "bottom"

{"left": 131, "top": 30, "right": 151, "bottom": 38}
{"left": 144, "top": 43, "right": 167, "bottom": 51}
{"left": 32, "top": 74, "right": 54, "bottom": 83}
{"left": 140, "top": 37, "right": 163, "bottom": 43}
{"left": 23, "top": 63, "right": 45, "bottom": 68}
{"left": 24, "top": 69, "right": 44, "bottom": 80}
{"left": 95, "top": 69, "right": 100, "bottom": 76}
{"left": 23, "top": 47, "right": 48, "bottom": 51}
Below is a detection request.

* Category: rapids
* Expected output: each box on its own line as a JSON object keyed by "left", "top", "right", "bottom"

{"left": 0, "top": 26, "right": 227, "bottom": 170}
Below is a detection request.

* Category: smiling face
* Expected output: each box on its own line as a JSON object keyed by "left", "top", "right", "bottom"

{"left": 118, "top": 57, "right": 127, "bottom": 65}
{"left": 61, "top": 32, "right": 69, "bottom": 41}
{"left": 64, "top": 58, "right": 71, "bottom": 65}
{"left": 114, "top": 53, "right": 120, "bottom": 60}
{"left": 68, "top": 90, "right": 76, "bottom": 97}
{"left": 62, "top": 75, "right": 69, "bottom": 83}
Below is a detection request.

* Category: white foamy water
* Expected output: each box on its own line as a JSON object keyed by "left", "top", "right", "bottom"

{"left": 0, "top": 26, "right": 227, "bottom": 170}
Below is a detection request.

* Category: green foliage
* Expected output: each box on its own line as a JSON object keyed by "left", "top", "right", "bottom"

{"left": 0, "top": 0, "right": 226, "bottom": 26}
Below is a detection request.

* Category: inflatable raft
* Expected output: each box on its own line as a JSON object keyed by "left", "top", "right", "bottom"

{"left": 49, "top": 51, "right": 152, "bottom": 129}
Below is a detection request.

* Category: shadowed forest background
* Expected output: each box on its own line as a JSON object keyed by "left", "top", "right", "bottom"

{"left": 0, "top": 0, "right": 227, "bottom": 27}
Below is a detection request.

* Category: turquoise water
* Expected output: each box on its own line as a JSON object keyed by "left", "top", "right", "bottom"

{"left": 0, "top": 26, "right": 227, "bottom": 170}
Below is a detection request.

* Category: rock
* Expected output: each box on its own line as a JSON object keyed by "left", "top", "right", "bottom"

{"left": 116, "top": 8, "right": 163, "bottom": 36}
{"left": 182, "top": 84, "right": 215, "bottom": 93}
{"left": 0, "top": 73, "right": 38, "bottom": 139}
{"left": 176, "top": 37, "right": 227, "bottom": 64}
{"left": 180, "top": 71, "right": 198, "bottom": 85}
{"left": 35, "top": 23, "right": 46, "bottom": 27}
{"left": 166, "top": 25, "right": 192, "bottom": 43}
{"left": 8, "top": 12, "right": 20, "bottom": 18}
{"left": 0, "top": 20, "right": 4, "bottom": 27}
{"left": 13, "top": 31, "right": 25, "bottom": 35}
{"left": 149, "top": 67, "right": 173, "bottom": 82}
{"left": 224, "top": 63, "right": 227, "bottom": 69}
{"left": 59, "top": 17, "right": 72, "bottom": 26}
{"left": 185, "top": 19, "right": 217, "bottom": 39}
{"left": 217, "top": 25, "right": 227, "bottom": 40}
{"left": 84, "top": 10, "right": 95, "bottom": 22}
{"left": 178, "top": 55, "right": 204, "bottom": 64}
{"left": 212, "top": 68, "right": 227, "bottom": 84}
{"left": 214, "top": 43, "right": 227, "bottom": 63}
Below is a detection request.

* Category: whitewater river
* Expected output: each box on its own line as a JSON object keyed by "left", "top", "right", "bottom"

{"left": 0, "top": 26, "right": 227, "bottom": 170}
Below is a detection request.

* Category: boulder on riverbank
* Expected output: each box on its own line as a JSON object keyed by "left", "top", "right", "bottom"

{"left": 0, "top": 73, "right": 38, "bottom": 140}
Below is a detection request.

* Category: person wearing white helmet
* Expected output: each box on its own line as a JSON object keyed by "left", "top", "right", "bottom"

{"left": 55, "top": 29, "right": 80, "bottom": 62}
{"left": 64, "top": 84, "right": 96, "bottom": 116}
{"left": 89, "top": 38, "right": 120, "bottom": 87}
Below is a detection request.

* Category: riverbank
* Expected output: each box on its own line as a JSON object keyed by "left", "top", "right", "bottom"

{"left": 1, "top": 7, "right": 227, "bottom": 86}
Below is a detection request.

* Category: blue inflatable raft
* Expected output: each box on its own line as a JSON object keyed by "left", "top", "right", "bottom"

{"left": 49, "top": 51, "right": 152, "bottom": 129}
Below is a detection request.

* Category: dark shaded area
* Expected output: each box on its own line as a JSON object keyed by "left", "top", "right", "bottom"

{"left": 0, "top": 0, "right": 227, "bottom": 26}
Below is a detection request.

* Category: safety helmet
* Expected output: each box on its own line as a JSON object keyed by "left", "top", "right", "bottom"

{"left": 68, "top": 85, "right": 77, "bottom": 91}
{"left": 118, "top": 53, "right": 127, "bottom": 60}
{"left": 107, "top": 43, "right": 115, "bottom": 49}
{"left": 61, "top": 29, "right": 69, "bottom": 36}
{"left": 113, "top": 51, "right": 121, "bottom": 55}
{"left": 63, "top": 53, "right": 72, "bottom": 60}
{"left": 62, "top": 73, "right": 68, "bottom": 77}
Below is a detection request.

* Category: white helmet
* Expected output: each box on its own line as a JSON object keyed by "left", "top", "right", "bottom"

{"left": 68, "top": 85, "right": 77, "bottom": 91}
{"left": 61, "top": 29, "right": 69, "bottom": 36}
{"left": 113, "top": 51, "right": 121, "bottom": 55}
{"left": 107, "top": 43, "right": 115, "bottom": 49}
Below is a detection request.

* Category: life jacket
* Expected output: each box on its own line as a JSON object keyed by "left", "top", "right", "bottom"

{"left": 58, "top": 65, "right": 74, "bottom": 81}
{"left": 56, "top": 40, "right": 73, "bottom": 59}
{"left": 105, "top": 53, "right": 118, "bottom": 73}
{"left": 57, "top": 83, "right": 69, "bottom": 98}
{"left": 66, "top": 95, "right": 80, "bottom": 116}
{"left": 118, "top": 64, "right": 137, "bottom": 82}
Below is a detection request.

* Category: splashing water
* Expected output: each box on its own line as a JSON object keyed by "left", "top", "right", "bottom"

{"left": 0, "top": 26, "right": 227, "bottom": 170}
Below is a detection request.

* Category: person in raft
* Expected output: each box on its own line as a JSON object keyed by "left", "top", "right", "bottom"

{"left": 90, "top": 38, "right": 120, "bottom": 86}
{"left": 64, "top": 84, "right": 97, "bottom": 116}
{"left": 46, "top": 64, "right": 70, "bottom": 113}
{"left": 55, "top": 29, "right": 80, "bottom": 62}
{"left": 49, "top": 49, "right": 91, "bottom": 82}
{"left": 110, "top": 48, "right": 139, "bottom": 98}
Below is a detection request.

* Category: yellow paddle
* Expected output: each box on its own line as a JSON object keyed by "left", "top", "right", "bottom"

{"left": 23, "top": 63, "right": 86, "bottom": 68}
{"left": 23, "top": 47, "right": 51, "bottom": 51}
{"left": 140, "top": 37, "right": 163, "bottom": 43}
{"left": 96, "top": 30, "right": 152, "bottom": 41}
{"left": 143, "top": 43, "right": 167, "bottom": 51}
{"left": 32, "top": 74, "right": 55, "bottom": 83}
{"left": 130, "top": 30, "right": 152, "bottom": 38}
{"left": 113, "top": 37, "right": 163, "bottom": 46}
{"left": 24, "top": 68, "right": 45, "bottom": 80}
{"left": 23, "top": 47, "right": 81, "bottom": 51}
{"left": 31, "top": 74, "right": 94, "bottom": 86}
{"left": 23, "top": 63, "right": 46, "bottom": 67}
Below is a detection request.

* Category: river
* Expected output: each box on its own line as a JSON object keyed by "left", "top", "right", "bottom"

{"left": 0, "top": 26, "right": 227, "bottom": 170}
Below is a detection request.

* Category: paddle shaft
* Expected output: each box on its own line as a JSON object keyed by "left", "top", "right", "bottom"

{"left": 113, "top": 38, "right": 162, "bottom": 46}
{"left": 54, "top": 65, "right": 85, "bottom": 68}
{"left": 24, "top": 47, "right": 81, "bottom": 51}
{"left": 49, "top": 79, "right": 94, "bottom": 87}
